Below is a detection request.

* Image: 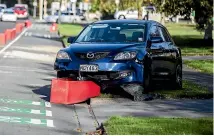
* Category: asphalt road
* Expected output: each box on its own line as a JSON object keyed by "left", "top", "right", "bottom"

{"left": 0, "top": 23, "right": 98, "bottom": 134}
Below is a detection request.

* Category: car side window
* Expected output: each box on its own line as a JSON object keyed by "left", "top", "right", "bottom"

{"left": 149, "top": 25, "right": 162, "bottom": 38}
{"left": 158, "top": 26, "right": 170, "bottom": 42}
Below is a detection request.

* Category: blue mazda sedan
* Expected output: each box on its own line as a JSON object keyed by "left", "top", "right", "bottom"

{"left": 54, "top": 20, "right": 182, "bottom": 94}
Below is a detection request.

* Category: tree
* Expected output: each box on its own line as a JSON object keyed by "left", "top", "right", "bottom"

{"left": 153, "top": 0, "right": 213, "bottom": 39}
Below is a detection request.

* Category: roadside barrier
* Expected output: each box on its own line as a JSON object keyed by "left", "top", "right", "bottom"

{"left": 4, "top": 29, "right": 13, "bottom": 41}
{"left": 0, "top": 33, "right": 6, "bottom": 45}
{"left": 50, "top": 23, "right": 58, "bottom": 33}
{"left": 0, "top": 21, "right": 30, "bottom": 46}
{"left": 12, "top": 28, "right": 16, "bottom": 39}
{"left": 16, "top": 23, "right": 24, "bottom": 33}
{"left": 25, "top": 20, "right": 32, "bottom": 28}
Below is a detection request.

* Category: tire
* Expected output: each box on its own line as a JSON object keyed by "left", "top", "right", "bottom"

{"left": 143, "top": 57, "right": 152, "bottom": 93}
{"left": 118, "top": 15, "right": 125, "bottom": 19}
{"left": 171, "top": 64, "right": 182, "bottom": 89}
{"left": 143, "top": 67, "right": 152, "bottom": 93}
{"left": 57, "top": 71, "right": 69, "bottom": 78}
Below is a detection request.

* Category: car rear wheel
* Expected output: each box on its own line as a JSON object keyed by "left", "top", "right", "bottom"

{"left": 118, "top": 15, "right": 126, "bottom": 19}
{"left": 171, "top": 64, "right": 182, "bottom": 89}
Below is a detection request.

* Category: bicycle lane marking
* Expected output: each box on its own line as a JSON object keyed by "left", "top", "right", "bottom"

{"left": 0, "top": 98, "right": 51, "bottom": 108}
{"left": 0, "top": 116, "right": 54, "bottom": 127}
{"left": 0, "top": 106, "right": 52, "bottom": 117}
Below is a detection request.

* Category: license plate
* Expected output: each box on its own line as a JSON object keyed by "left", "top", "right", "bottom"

{"left": 79, "top": 64, "right": 98, "bottom": 72}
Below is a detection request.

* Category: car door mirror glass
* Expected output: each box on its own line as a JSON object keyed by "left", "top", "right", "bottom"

{"left": 151, "top": 37, "right": 163, "bottom": 43}
{"left": 67, "top": 36, "right": 76, "bottom": 43}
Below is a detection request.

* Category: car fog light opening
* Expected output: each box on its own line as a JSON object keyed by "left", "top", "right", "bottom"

{"left": 116, "top": 71, "right": 132, "bottom": 79}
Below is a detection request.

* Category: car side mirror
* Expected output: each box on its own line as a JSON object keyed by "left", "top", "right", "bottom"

{"left": 151, "top": 37, "right": 163, "bottom": 43}
{"left": 67, "top": 36, "right": 76, "bottom": 43}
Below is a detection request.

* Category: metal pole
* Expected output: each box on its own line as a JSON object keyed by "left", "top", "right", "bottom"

{"left": 39, "top": 0, "right": 44, "bottom": 20}
{"left": 33, "top": 5, "right": 36, "bottom": 18}
{"left": 58, "top": 0, "right": 62, "bottom": 24}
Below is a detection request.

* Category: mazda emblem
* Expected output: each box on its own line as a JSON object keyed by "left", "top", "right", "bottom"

{"left": 87, "top": 52, "right": 95, "bottom": 59}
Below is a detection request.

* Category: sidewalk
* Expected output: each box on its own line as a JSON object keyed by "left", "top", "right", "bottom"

{"left": 90, "top": 98, "right": 213, "bottom": 124}
{"left": 183, "top": 56, "right": 213, "bottom": 60}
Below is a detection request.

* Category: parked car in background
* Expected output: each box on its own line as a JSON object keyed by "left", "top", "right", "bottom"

{"left": 1, "top": 9, "right": 17, "bottom": 22}
{"left": 44, "top": 11, "right": 83, "bottom": 23}
{"left": 114, "top": 6, "right": 156, "bottom": 20}
{"left": 54, "top": 20, "right": 183, "bottom": 95}
{"left": 14, "top": 4, "right": 28, "bottom": 19}
{"left": 0, "top": 4, "right": 7, "bottom": 21}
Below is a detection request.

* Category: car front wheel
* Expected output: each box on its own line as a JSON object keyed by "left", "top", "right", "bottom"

{"left": 57, "top": 71, "right": 69, "bottom": 78}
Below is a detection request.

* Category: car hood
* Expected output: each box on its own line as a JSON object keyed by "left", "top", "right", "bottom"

{"left": 65, "top": 43, "right": 146, "bottom": 53}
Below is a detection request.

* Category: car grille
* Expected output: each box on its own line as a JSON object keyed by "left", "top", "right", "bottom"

{"left": 74, "top": 52, "right": 110, "bottom": 61}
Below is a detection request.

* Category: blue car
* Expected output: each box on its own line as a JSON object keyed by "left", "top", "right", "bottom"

{"left": 54, "top": 20, "right": 182, "bottom": 94}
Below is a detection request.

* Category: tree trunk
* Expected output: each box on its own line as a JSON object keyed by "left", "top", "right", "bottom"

{"left": 204, "top": 21, "right": 213, "bottom": 40}
{"left": 160, "top": 0, "right": 165, "bottom": 25}
{"left": 137, "top": 0, "right": 143, "bottom": 20}
{"left": 17, "top": 0, "right": 22, "bottom": 4}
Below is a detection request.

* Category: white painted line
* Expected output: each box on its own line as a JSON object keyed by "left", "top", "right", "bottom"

{"left": 28, "top": 32, "right": 32, "bottom": 36}
{"left": 31, "top": 119, "right": 42, "bottom": 125}
{"left": 31, "top": 109, "right": 41, "bottom": 114}
{"left": 32, "top": 101, "right": 41, "bottom": 106}
{"left": 0, "top": 28, "right": 28, "bottom": 55}
{"left": 47, "top": 120, "right": 54, "bottom": 127}
{"left": 46, "top": 110, "right": 52, "bottom": 117}
{"left": 45, "top": 102, "right": 51, "bottom": 108}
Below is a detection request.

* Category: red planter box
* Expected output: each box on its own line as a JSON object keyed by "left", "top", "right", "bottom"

{"left": 50, "top": 78, "right": 100, "bottom": 104}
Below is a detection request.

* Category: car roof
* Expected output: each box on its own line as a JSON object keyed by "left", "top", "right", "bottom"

{"left": 93, "top": 19, "right": 163, "bottom": 27}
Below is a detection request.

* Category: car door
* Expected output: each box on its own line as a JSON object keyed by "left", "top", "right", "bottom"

{"left": 158, "top": 26, "right": 177, "bottom": 75}
{"left": 148, "top": 25, "right": 168, "bottom": 77}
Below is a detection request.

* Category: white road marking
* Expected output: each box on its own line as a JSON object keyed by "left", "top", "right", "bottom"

{"left": 32, "top": 101, "right": 41, "bottom": 106}
{"left": 31, "top": 109, "right": 41, "bottom": 114}
{"left": 0, "top": 28, "right": 28, "bottom": 55}
{"left": 31, "top": 119, "right": 42, "bottom": 124}
{"left": 46, "top": 110, "right": 52, "bottom": 117}
{"left": 47, "top": 120, "right": 54, "bottom": 127}
{"left": 45, "top": 102, "right": 51, "bottom": 108}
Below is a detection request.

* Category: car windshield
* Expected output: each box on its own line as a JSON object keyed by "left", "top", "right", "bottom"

{"left": 75, "top": 23, "right": 146, "bottom": 43}
{"left": 14, "top": 7, "right": 25, "bottom": 10}
{"left": 4, "top": 11, "right": 14, "bottom": 14}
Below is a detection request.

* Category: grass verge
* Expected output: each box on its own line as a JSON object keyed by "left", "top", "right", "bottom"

{"left": 104, "top": 116, "right": 213, "bottom": 135}
{"left": 99, "top": 80, "right": 213, "bottom": 99}
{"left": 150, "top": 80, "right": 213, "bottom": 99}
{"left": 184, "top": 60, "right": 213, "bottom": 74}
{"left": 58, "top": 24, "right": 83, "bottom": 46}
{"left": 166, "top": 23, "right": 213, "bottom": 56}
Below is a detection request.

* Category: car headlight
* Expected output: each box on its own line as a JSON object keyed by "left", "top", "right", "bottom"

{"left": 56, "top": 51, "right": 71, "bottom": 60}
{"left": 114, "top": 51, "right": 137, "bottom": 60}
